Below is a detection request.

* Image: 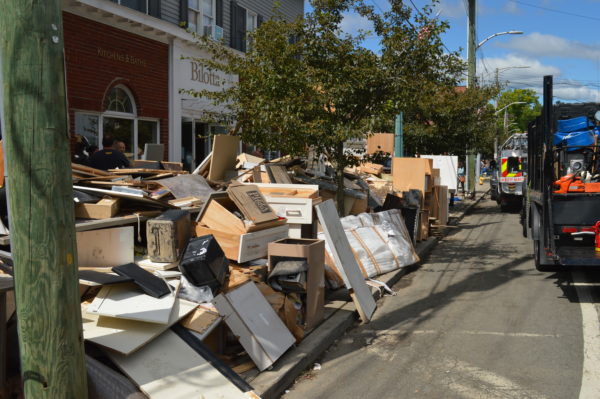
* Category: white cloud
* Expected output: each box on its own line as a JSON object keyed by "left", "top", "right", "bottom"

{"left": 476, "top": 54, "right": 600, "bottom": 102}
{"left": 477, "top": 54, "right": 560, "bottom": 85}
{"left": 434, "top": 0, "right": 465, "bottom": 19}
{"left": 498, "top": 32, "right": 600, "bottom": 60}
{"left": 553, "top": 85, "right": 600, "bottom": 102}
{"left": 339, "top": 12, "right": 374, "bottom": 36}
{"left": 503, "top": 0, "right": 522, "bottom": 14}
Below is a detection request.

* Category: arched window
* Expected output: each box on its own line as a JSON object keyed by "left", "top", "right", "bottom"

{"left": 104, "top": 85, "right": 136, "bottom": 115}
{"left": 74, "top": 84, "right": 159, "bottom": 161}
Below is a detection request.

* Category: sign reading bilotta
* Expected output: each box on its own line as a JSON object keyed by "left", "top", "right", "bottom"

{"left": 174, "top": 40, "right": 237, "bottom": 97}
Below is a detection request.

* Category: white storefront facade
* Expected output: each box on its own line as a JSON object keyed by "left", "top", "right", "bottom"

{"left": 169, "top": 38, "right": 237, "bottom": 171}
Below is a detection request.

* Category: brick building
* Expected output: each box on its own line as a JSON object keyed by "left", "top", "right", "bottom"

{"left": 60, "top": 0, "right": 303, "bottom": 168}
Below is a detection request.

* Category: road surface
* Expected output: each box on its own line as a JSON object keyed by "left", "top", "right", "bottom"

{"left": 284, "top": 199, "right": 600, "bottom": 399}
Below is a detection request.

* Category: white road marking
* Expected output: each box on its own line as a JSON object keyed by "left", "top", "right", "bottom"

{"left": 442, "top": 358, "right": 548, "bottom": 399}
{"left": 368, "top": 329, "right": 560, "bottom": 338}
{"left": 414, "top": 329, "right": 560, "bottom": 338}
{"left": 572, "top": 271, "right": 600, "bottom": 399}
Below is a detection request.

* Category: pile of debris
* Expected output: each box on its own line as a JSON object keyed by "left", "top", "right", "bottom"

{"left": 0, "top": 134, "right": 459, "bottom": 398}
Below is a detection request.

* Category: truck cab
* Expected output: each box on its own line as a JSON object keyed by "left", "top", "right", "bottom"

{"left": 523, "top": 75, "right": 600, "bottom": 270}
{"left": 493, "top": 133, "right": 527, "bottom": 211}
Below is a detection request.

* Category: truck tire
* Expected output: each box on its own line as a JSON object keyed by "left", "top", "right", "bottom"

{"left": 534, "top": 241, "right": 557, "bottom": 272}
{"left": 499, "top": 194, "right": 508, "bottom": 212}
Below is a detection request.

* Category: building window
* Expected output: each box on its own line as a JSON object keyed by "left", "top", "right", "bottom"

{"left": 188, "top": 0, "right": 219, "bottom": 38}
{"left": 231, "top": 4, "right": 262, "bottom": 52}
{"left": 245, "top": 9, "right": 257, "bottom": 51}
{"left": 74, "top": 85, "right": 160, "bottom": 160}
{"left": 111, "top": 0, "right": 161, "bottom": 18}
{"left": 104, "top": 87, "right": 135, "bottom": 114}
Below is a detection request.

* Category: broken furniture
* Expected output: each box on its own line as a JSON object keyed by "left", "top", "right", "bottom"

{"left": 194, "top": 189, "right": 288, "bottom": 263}
{"left": 268, "top": 238, "right": 325, "bottom": 334}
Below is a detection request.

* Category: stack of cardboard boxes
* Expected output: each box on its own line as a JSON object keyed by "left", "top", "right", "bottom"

{"left": 391, "top": 158, "right": 449, "bottom": 241}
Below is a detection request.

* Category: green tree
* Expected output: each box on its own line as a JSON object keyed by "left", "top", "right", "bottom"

{"left": 497, "top": 88, "right": 541, "bottom": 133}
{"left": 186, "top": 0, "right": 472, "bottom": 211}
{"left": 402, "top": 85, "right": 500, "bottom": 155}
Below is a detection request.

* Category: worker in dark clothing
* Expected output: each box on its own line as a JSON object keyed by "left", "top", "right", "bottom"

{"left": 88, "top": 135, "right": 130, "bottom": 170}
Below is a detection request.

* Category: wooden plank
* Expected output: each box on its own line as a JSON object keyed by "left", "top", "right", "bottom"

{"left": 252, "top": 166, "right": 262, "bottom": 183}
{"left": 213, "top": 282, "right": 295, "bottom": 371}
{"left": 108, "top": 329, "right": 250, "bottom": 399}
{"left": 74, "top": 185, "right": 176, "bottom": 209}
{"left": 266, "top": 165, "right": 292, "bottom": 184}
{"left": 86, "top": 281, "right": 179, "bottom": 325}
{"left": 208, "top": 135, "right": 240, "bottom": 181}
{"left": 76, "top": 226, "right": 134, "bottom": 268}
{"left": 75, "top": 214, "right": 150, "bottom": 232}
{"left": 82, "top": 298, "right": 196, "bottom": 355}
{"left": 192, "top": 151, "right": 212, "bottom": 175}
{"left": 315, "top": 200, "right": 377, "bottom": 322}
{"left": 72, "top": 162, "right": 113, "bottom": 176}
{"left": 136, "top": 257, "right": 179, "bottom": 271}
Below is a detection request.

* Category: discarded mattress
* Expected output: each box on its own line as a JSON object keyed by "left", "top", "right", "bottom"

{"left": 319, "top": 209, "right": 419, "bottom": 288}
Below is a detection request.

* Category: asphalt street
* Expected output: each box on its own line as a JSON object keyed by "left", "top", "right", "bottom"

{"left": 284, "top": 198, "right": 600, "bottom": 399}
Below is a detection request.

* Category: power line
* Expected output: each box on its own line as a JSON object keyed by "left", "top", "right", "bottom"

{"left": 513, "top": 0, "right": 600, "bottom": 22}
{"left": 368, "top": 0, "right": 385, "bottom": 14}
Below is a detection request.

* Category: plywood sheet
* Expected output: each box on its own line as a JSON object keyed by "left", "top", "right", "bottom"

{"left": 77, "top": 226, "right": 134, "bottom": 268}
{"left": 208, "top": 135, "right": 240, "bottom": 181}
{"left": 367, "top": 133, "right": 394, "bottom": 154}
{"left": 82, "top": 298, "right": 196, "bottom": 355}
{"left": 315, "top": 200, "right": 376, "bottom": 322}
{"left": 214, "top": 282, "right": 295, "bottom": 371}
{"left": 86, "top": 281, "right": 179, "bottom": 324}
{"left": 421, "top": 155, "right": 458, "bottom": 191}
{"left": 108, "top": 330, "right": 249, "bottom": 399}
{"left": 152, "top": 174, "right": 214, "bottom": 200}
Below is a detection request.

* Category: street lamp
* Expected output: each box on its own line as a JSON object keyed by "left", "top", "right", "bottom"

{"left": 477, "top": 31, "right": 523, "bottom": 49}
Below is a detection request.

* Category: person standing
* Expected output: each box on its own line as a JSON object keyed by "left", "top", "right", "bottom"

{"left": 88, "top": 136, "right": 130, "bottom": 170}
{"left": 457, "top": 161, "right": 466, "bottom": 196}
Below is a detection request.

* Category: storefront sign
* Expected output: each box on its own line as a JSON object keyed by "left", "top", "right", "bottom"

{"left": 190, "top": 61, "right": 221, "bottom": 87}
{"left": 97, "top": 47, "right": 147, "bottom": 67}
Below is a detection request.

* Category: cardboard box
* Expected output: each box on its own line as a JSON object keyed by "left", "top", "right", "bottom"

{"left": 392, "top": 158, "right": 433, "bottom": 194}
{"left": 195, "top": 224, "right": 289, "bottom": 263}
{"left": 367, "top": 133, "right": 394, "bottom": 154}
{"left": 434, "top": 185, "right": 449, "bottom": 225}
{"left": 268, "top": 238, "right": 325, "bottom": 332}
{"left": 197, "top": 192, "right": 286, "bottom": 234}
{"left": 75, "top": 198, "right": 119, "bottom": 219}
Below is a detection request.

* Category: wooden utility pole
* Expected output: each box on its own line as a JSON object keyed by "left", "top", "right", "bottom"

{"left": 0, "top": 1, "right": 88, "bottom": 398}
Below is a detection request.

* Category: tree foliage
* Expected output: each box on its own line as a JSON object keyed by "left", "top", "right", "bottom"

{"left": 185, "top": 0, "right": 498, "bottom": 207}
{"left": 497, "top": 88, "right": 541, "bottom": 133}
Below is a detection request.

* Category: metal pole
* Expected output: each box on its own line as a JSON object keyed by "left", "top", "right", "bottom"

{"left": 394, "top": 112, "right": 403, "bottom": 157}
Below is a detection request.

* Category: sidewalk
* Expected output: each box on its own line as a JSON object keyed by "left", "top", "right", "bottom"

{"left": 250, "top": 185, "right": 490, "bottom": 398}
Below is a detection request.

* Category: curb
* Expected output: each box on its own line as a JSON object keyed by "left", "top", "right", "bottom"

{"left": 252, "top": 189, "right": 489, "bottom": 398}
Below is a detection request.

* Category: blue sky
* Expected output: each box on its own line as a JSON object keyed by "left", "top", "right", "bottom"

{"left": 305, "top": 0, "right": 600, "bottom": 102}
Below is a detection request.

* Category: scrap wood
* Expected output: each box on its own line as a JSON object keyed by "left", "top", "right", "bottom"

{"left": 108, "top": 328, "right": 256, "bottom": 399}
{"left": 72, "top": 162, "right": 113, "bottom": 177}
{"left": 81, "top": 298, "right": 197, "bottom": 355}
{"left": 181, "top": 307, "right": 221, "bottom": 336}
{"left": 109, "top": 168, "right": 189, "bottom": 175}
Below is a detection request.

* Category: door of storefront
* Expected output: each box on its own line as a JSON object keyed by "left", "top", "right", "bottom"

{"left": 181, "top": 118, "right": 227, "bottom": 171}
